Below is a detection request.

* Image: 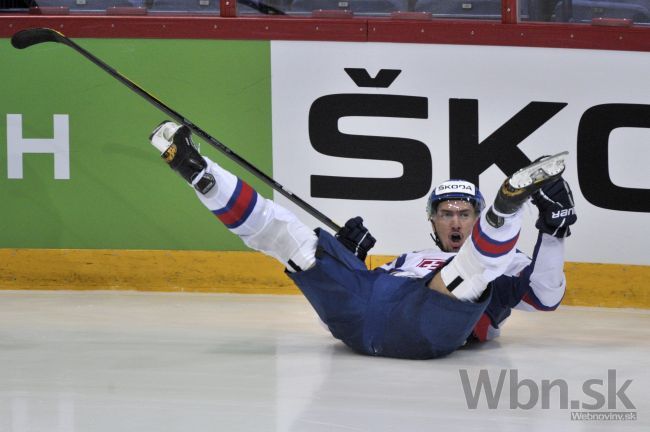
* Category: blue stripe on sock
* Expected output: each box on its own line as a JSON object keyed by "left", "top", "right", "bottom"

{"left": 212, "top": 178, "right": 243, "bottom": 217}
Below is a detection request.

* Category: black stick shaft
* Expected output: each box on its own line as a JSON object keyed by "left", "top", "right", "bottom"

{"left": 16, "top": 28, "right": 341, "bottom": 232}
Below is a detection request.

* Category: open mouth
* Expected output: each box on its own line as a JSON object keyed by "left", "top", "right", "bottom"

{"left": 447, "top": 232, "right": 464, "bottom": 251}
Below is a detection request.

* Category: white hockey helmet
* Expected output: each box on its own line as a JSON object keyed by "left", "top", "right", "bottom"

{"left": 426, "top": 179, "right": 485, "bottom": 220}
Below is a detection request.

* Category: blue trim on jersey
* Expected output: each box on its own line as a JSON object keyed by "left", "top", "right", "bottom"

{"left": 394, "top": 254, "right": 407, "bottom": 269}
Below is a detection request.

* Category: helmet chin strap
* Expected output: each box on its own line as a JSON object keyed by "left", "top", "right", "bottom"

{"left": 429, "top": 221, "right": 446, "bottom": 252}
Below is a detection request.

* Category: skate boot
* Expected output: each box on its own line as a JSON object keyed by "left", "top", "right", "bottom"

{"left": 487, "top": 151, "right": 568, "bottom": 227}
{"left": 150, "top": 121, "right": 216, "bottom": 194}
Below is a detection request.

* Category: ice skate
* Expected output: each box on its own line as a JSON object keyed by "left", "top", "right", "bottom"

{"left": 493, "top": 151, "right": 568, "bottom": 215}
{"left": 150, "top": 121, "right": 216, "bottom": 194}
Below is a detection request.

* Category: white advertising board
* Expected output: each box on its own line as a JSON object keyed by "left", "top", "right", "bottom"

{"left": 271, "top": 41, "right": 650, "bottom": 265}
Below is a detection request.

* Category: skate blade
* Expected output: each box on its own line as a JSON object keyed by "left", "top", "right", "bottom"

{"left": 508, "top": 151, "right": 568, "bottom": 189}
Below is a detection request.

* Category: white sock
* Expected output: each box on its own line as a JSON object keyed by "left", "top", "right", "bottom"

{"left": 442, "top": 207, "right": 522, "bottom": 302}
{"left": 194, "top": 157, "right": 316, "bottom": 271}
{"left": 448, "top": 275, "right": 489, "bottom": 302}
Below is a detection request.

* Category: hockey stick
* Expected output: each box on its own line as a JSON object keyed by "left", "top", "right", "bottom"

{"left": 11, "top": 27, "right": 341, "bottom": 232}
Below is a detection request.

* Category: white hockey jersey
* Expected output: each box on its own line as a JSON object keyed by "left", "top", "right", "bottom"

{"left": 377, "top": 248, "right": 531, "bottom": 280}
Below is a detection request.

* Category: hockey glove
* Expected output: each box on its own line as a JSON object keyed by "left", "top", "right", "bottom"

{"left": 335, "top": 216, "right": 376, "bottom": 262}
{"left": 531, "top": 178, "right": 577, "bottom": 238}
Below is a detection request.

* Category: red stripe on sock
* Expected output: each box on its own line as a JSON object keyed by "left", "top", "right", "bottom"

{"left": 472, "top": 222, "right": 519, "bottom": 257}
{"left": 216, "top": 181, "right": 255, "bottom": 226}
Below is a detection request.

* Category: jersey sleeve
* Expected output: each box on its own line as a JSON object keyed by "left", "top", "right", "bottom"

{"left": 470, "top": 231, "right": 567, "bottom": 341}
{"left": 514, "top": 233, "right": 566, "bottom": 311}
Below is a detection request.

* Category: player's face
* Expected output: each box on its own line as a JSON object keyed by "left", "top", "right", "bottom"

{"left": 431, "top": 200, "right": 479, "bottom": 252}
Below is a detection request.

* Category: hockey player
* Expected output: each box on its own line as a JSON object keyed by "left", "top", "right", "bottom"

{"left": 150, "top": 121, "right": 577, "bottom": 359}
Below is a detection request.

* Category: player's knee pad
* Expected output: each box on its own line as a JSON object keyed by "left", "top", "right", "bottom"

{"left": 240, "top": 202, "right": 317, "bottom": 272}
{"left": 441, "top": 246, "right": 486, "bottom": 287}
{"left": 442, "top": 235, "right": 517, "bottom": 288}
{"left": 447, "top": 274, "right": 488, "bottom": 303}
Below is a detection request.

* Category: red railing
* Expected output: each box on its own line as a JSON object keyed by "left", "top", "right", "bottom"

{"left": 1, "top": 2, "right": 649, "bottom": 52}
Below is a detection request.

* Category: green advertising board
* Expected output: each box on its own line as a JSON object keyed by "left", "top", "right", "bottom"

{"left": 0, "top": 38, "right": 273, "bottom": 251}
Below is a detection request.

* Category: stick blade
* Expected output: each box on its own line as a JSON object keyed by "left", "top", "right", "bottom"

{"left": 11, "top": 28, "right": 64, "bottom": 49}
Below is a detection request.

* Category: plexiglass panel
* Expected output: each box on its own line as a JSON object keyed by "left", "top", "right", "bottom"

{"left": 1, "top": 0, "right": 648, "bottom": 23}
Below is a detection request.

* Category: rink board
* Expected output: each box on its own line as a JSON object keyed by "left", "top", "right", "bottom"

{"left": 0, "top": 38, "right": 273, "bottom": 251}
{"left": 271, "top": 41, "right": 650, "bottom": 267}
{"left": 0, "top": 249, "right": 648, "bottom": 309}
{"left": 1, "top": 38, "right": 649, "bottom": 306}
